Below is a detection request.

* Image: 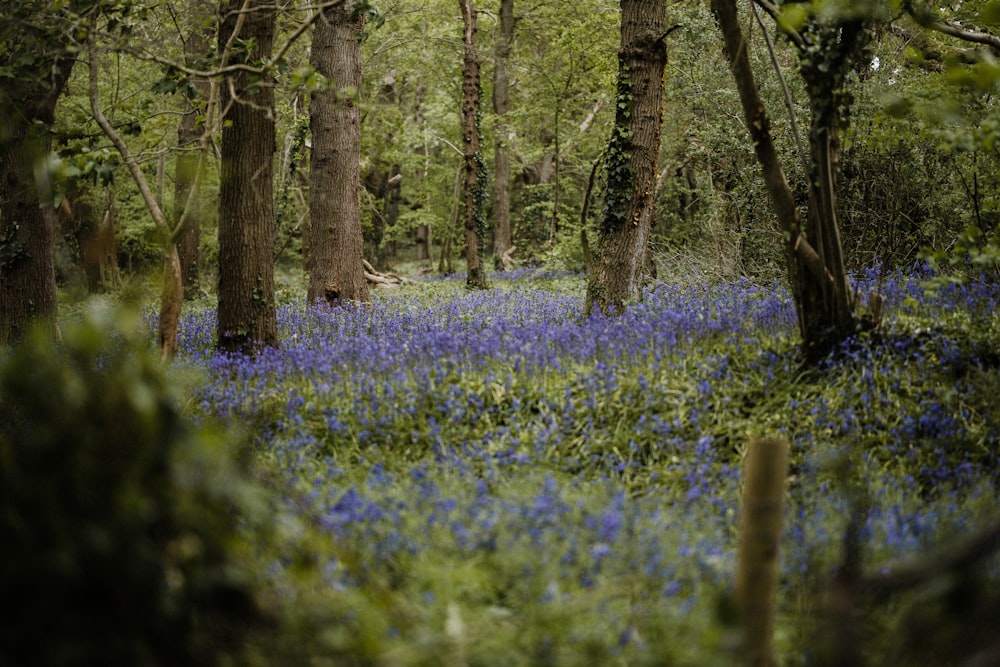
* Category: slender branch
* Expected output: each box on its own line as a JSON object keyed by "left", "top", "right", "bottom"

{"left": 169, "top": 76, "right": 219, "bottom": 245}
{"left": 428, "top": 132, "right": 464, "bottom": 156}
{"left": 219, "top": 0, "right": 254, "bottom": 73}
{"left": 123, "top": 0, "right": 347, "bottom": 81}
{"left": 753, "top": 0, "right": 804, "bottom": 49}
{"left": 88, "top": 13, "right": 218, "bottom": 247}
{"left": 88, "top": 30, "right": 169, "bottom": 235}
{"left": 752, "top": 0, "right": 808, "bottom": 178}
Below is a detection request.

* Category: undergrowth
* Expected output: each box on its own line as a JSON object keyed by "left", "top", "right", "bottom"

{"left": 167, "top": 266, "right": 1000, "bottom": 665}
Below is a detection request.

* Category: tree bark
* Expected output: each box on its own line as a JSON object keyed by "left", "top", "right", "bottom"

{"left": 712, "top": 0, "right": 806, "bottom": 313}
{"left": 0, "top": 24, "right": 75, "bottom": 344}
{"left": 459, "top": 0, "right": 488, "bottom": 290}
{"left": 737, "top": 436, "right": 789, "bottom": 667}
{"left": 416, "top": 224, "right": 429, "bottom": 261}
{"left": 217, "top": 0, "right": 278, "bottom": 354}
{"left": 307, "top": 1, "right": 371, "bottom": 306}
{"left": 585, "top": 0, "right": 669, "bottom": 316}
{"left": 0, "top": 123, "right": 61, "bottom": 346}
{"left": 492, "top": 0, "right": 514, "bottom": 270}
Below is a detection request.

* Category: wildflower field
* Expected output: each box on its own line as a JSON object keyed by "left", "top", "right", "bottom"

{"left": 182, "top": 267, "right": 1000, "bottom": 665}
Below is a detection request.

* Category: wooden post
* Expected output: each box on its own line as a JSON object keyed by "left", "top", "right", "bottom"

{"left": 737, "top": 436, "right": 789, "bottom": 667}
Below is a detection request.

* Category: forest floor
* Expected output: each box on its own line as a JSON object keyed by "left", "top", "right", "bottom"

{"left": 167, "top": 264, "right": 1000, "bottom": 665}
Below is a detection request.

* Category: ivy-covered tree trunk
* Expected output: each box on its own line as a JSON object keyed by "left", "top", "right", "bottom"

{"left": 0, "top": 14, "right": 75, "bottom": 344}
{"left": 712, "top": 0, "right": 862, "bottom": 362}
{"left": 459, "top": 0, "right": 488, "bottom": 290}
{"left": 307, "top": 1, "right": 371, "bottom": 306}
{"left": 216, "top": 0, "right": 278, "bottom": 354}
{"left": 799, "top": 21, "right": 867, "bottom": 360}
{"left": 585, "top": 0, "right": 668, "bottom": 316}
{"left": 492, "top": 0, "right": 514, "bottom": 270}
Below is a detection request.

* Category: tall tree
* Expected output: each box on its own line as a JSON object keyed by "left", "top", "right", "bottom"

{"left": 459, "top": 0, "right": 489, "bottom": 289}
{"left": 307, "top": 1, "right": 371, "bottom": 306}
{"left": 492, "top": 0, "right": 514, "bottom": 270}
{"left": 216, "top": 0, "right": 278, "bottom": 354}
{"left": 712, "top": 0, "right": 870, "bottom": 362}
{"left": 174, "top": 1, "right": 214, "bottom": 298}
{"left": 0, "top": 2, "right": 77, "bottom": 344}
{"left": 585, "top": 0, "right": 671, "bottom": 315}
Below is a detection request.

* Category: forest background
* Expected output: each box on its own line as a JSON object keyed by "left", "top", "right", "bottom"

{"left": 14, "top": 0, "right": 1000, "bottom": 315}
{"left": 3, "top": 0, "right": 1000, "bottom": 665}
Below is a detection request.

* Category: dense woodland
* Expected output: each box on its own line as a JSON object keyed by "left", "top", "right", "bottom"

{"left": 3, "top": 0, "right": 1000, "bottom": 665}
{"left": 1, "top": 0, "right": 997, "bottom": 352}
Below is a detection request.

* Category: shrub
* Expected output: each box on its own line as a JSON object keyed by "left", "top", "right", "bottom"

{"left": 0, "top": 308, "right": 267, "bottom": 667}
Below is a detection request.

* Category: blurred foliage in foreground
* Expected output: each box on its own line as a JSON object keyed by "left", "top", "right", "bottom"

{"left": 0, "top": 309, "right": 274, "bottom": 666}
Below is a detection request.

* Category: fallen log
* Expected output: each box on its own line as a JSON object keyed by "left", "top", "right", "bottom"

{"left": 363, "top": 259, "right": 413, "bottom": 288}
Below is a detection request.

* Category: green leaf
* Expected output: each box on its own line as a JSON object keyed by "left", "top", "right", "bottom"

{"left": 981, "top": 0, "right": 1000, "bottom": 26}
{"left": 778, "top": 4, "right": 810, "bottom": 33}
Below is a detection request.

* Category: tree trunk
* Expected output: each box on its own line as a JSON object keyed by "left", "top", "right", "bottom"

{"left": 0, "top": 129, "right": 61, "bottom": 345}
{"left": 69, "top": 190, "right": 118, "bottom": 291}
{"left": 384, "top": 163, "right": 401, "bottom": 261}
{"left": 737, "top": 436, "right": 789, "bottom": 667}
{"left": 585, "top": 0, "right": 669, "bottom": 316}
{"left": 459, "top": 0, "right": 488, "bottom": 290}
{"left": 307, "top": 1, "right": 371, "bottom": 306}
{"left": 415, "top": 224, "right": 429, "bottom": 261}
{"left": 0, "top": 40, "right": 74, "bottom": 344}
{"left": 712, "top": 0, "right": 859, "bottom": 362}
{"left": 798, "top": 20, "right": 867, "bottom": 360}
{"left": 801, "top": 114, "right": 856, "bottom": 358}
{"left": 174, "top": 6, "right": 212, "bottom": 299}
{"left": 492, "top": 0, "right": 514, "bottom": 270}
{"left": 217, "top": 0, "right": 278, "bottom": 354}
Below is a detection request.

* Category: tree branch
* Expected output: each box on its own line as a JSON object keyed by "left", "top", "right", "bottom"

{"left": 88, "top": 31, "right": 169, "bottom": 235}
{"left": 124, "top": 0, "right": 347, "bottom": 81}
{"left": 753, "top": 0, "right": 804, "bottom": 50}
{"left": 752, "top": 0, "right": 808, "bottom": 177}
{"left": 904, "top": 2, "right": 1000, "bottom": 51}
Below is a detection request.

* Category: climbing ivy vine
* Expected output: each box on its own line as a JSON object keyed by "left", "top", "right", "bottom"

{"left": 600, "top": 65, "right": 635, "bottom": 234}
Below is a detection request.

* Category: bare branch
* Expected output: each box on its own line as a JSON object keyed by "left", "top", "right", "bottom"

{"left": 88, "top": 31, "right": 169, "bottom": 235}
{"left": 123, "top": 0, "right": 348, "bottom": 81}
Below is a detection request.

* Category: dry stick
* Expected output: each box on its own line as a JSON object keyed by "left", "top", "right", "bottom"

{"left": 737, "top": 436, "right": 789, "bottom": 667}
